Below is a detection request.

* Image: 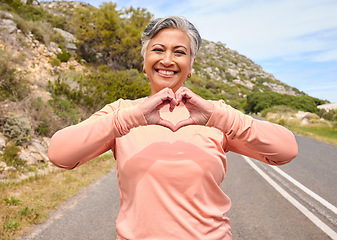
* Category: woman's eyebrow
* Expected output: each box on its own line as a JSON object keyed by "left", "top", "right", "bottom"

{"left": 151, "top": 43, "right": 188, "bottom": 51}
{"left": 174, "top": 45, "right": 188, "bottom": 51}
{"left": 151, "top": 43, "right": 164, "bottom": 48}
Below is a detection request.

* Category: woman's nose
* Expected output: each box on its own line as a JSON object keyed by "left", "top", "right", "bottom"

{"left": 160, "top": 51, "right": 173, "bottom": 66}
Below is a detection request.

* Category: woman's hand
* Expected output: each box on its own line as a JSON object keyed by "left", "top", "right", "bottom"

{"left": 174, "top": 87, "right": 214, "bottom": 131}
{"left": 139, "top": 88, "right": 178, "bottom": 131}
{"left": 139, "top": 87, "right": 214, "bottom": 132}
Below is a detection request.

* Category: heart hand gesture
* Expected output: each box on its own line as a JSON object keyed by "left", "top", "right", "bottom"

{"left": 139, "top": 87, "right": 214, "bottom": 132}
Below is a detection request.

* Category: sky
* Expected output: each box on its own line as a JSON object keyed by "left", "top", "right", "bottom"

{"left": 47, "top": 0, "right": 337, "bottom": 103}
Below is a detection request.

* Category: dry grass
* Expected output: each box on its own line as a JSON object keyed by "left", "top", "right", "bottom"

{"left": 263, "top": 111, "right": 337, "bottom": 146}
{"left": 0, "top": 153, "right": 115, "bottom": 240}
{"left": 288, "top": 124, "right": 337, "bottom": 146}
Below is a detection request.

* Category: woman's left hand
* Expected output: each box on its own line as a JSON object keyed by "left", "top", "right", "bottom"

{"left": 174, "top": 87, "right": 214, "bottom": 131}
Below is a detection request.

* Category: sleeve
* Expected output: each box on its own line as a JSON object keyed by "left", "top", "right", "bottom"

{"left": 48, "top": 100, "right": 147, "bottom": 169}
{"left": 206, "top": 100, "right": 298, "bottom": 165}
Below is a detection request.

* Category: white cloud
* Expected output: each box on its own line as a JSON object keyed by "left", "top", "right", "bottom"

{"left": 183, "top": 0, "right": 337, "bottom": 62}
{"left": 56, "top": 0, "right": 337, "bottom": 62}
{"left": 310, "top": 48, "right": 337, "bottom": 62}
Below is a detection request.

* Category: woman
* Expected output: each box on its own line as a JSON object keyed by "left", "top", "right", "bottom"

{"left": 48, "top": 16, "right": 298, "bottom": 239}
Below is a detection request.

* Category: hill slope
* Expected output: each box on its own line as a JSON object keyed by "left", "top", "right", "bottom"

{"left": 0, "top": 0, "right": 323, "bottom": 140}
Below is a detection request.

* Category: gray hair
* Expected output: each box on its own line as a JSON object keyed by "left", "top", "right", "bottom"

{"left": 141, "top": 16, "right": 202, "bottom": 63}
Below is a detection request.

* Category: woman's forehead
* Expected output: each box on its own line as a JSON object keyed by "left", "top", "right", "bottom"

{"left": 149, "top": 28, "right": 191, "bottom": 48}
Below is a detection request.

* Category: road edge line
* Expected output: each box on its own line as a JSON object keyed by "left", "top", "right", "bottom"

{"left": 270, "top": 165, "right": 337, "bottom": 215}
{"left": 242, "top": 155, "right": 337, "bottom": 240}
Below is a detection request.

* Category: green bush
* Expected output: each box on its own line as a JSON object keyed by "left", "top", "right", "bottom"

{"left": 304, "top": 113, "right": 320, "bottom": 120}
{"left": 48, "top": 95, "right": 80, "bottom": 125}
{"left": 2, "top": 114, "right": 32, "bottom": 146}
{"left": 2, "top": 144, "right": 27, "bottom": 170}
{"left": 245, "top": 91, "right": 324, "bottom": 114}
{"left": 320, "top": 110, "right": 337, "bottom": 121}
{"left": 31, "top": 26, "right": 44, "bottom": 42}
{"left": 333, "top": 114, "right": 337, "bottom": 122}
{"left": 50, "top": 31, "right": 66, "bottom": 46}
{"left": 12, "top": 15, "right": 30, "bottom": 34}
{"left": 261, "top": 105, "right": 295, "bottom": 117}
{"left": 48, "top": 68, "right": 151, "bottom": 112}
{"left": 56, "top": 47, "right": 71, "bottom": 62}
{"left": 49, "top": 58, "right": 61, "bottom": 67}
{"left": 2, "top": 0, "right": 66, "bottom": 29}
{"left": 29, "top": 97, "right": 60, "bottom": 137}
{"left": 0, "top": 58, "right": 31, "bottom": 101}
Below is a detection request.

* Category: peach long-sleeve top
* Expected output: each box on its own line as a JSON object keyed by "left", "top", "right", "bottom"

{"left": 48, "top": 98, "right": 298, "bottom": 240}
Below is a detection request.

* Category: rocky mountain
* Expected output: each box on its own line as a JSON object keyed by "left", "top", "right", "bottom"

{"left": 0, "top": 0, "right": 308, "bottom": 181}
{"left": 195, "top": 40, "right": 299, "bottom": 95}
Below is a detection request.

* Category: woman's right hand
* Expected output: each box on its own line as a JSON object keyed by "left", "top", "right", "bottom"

{"left": 139, "top": 88, "right": 178, "bottom": 131}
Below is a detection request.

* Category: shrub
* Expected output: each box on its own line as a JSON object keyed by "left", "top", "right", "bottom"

{"left": 322, "top": 110, "right": 336, "bottom": 121}
{"left": 29, "top": 97, "right": 60, "bottom": 137}
{"left": 304, "top": 113, "right": 320, "bottom": 120}
{"left": 261, "top": 105, "right": 295, "bottom": 117}
{"left": 48, "top": 68, "right": 151, "bottom": 112}
{"left": 0, "top": 58, "right": 31, "bottom": 101}
{"left": 2, "top": 143, "right": 27, "bottom": 169}
{"left": 48, "top": 95, "right": 80, "bottom": 125}
{"left": 245, "top": 91, "right": 322, "bottom": 114}
{"left": 31, "top": 26, "right": 44, "bottom": 42}
{"left": 49, "top": 58, "right": 61, "bottom": 67}
{"left": 2, "top": 0, "right": 66, "bottom": 29}
{"left": 56, "top": 46, "right": 71, "bottom": 62}
{"left": 333, "top": 114, "right": 337, "bottom": 122}
{"left": 2, "top": 113, "right": 32, "bottom": 146}
{"left": 14, "top": 96, "right": 66, "bottom": 138}
{"left": 50, "top": 31, "right": 66, "bottom": 46}
{"left": 12, "top": 15, "right": 30, "bottom": 34}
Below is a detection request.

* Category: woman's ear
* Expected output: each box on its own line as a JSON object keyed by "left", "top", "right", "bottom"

{"left": 189, "top": 58, "right": 195, "bottom": 70}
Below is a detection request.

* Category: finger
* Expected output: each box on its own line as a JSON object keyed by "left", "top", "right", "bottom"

{"left": 173, "top": 118, "right": 195, "bottom": 132}
{"left": 157, "top": 119, "right": 175, "bottom": 132}
{"left": 165, "top": 95, "right": 178, "bottom": 112}
{"left": 175, "top": 88, "right": 192, "bottom": 104}
{"left": 158, "top": 88, "right": 178, "bottom": 111}
{"left": 158, "top": 98, "right": 176, "bottom": 113}
{"left": 150, "top": 89, "right": 177, "bottom": 109}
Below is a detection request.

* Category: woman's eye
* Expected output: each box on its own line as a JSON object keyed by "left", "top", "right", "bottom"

{"left": 153, "top": 48, "right": 164, "bottom": 52}
{"left": 175, "top": 50, "right": 186, "bottom": 55}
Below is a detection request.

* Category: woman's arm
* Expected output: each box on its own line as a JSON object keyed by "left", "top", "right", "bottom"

{"left": 206, "top": 100, "right": 298, "bottom": 165}
{"left": 48, "top": 100, "right": 147, "bottom": 169}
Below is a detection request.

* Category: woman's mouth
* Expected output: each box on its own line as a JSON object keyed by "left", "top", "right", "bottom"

{"left": 156, "top": 69, "right": 177, "bottom": 77}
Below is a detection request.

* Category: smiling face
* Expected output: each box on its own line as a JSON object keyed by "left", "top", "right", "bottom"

{"left": 143, "top": 28, "right": 193, "bottom": 94}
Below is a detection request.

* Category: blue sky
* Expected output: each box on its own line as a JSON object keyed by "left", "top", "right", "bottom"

{"left": 48, "top": 0, "right": 337, "bottom": 103}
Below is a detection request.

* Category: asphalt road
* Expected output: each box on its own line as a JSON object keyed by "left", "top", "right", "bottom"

{"left": 19, "top": 133, "right": 337, "bottom": 240}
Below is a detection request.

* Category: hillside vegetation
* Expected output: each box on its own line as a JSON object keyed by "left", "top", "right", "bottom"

{"left": 1, "top": 0, "right": 336, "bottom": 158}
{"left": 1, "top": 0, "right": 336, "bottom": 138}
{"left": 1, "top": 1, "right": 337, "bottom": 238}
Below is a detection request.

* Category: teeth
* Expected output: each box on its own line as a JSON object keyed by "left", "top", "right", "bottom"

{"left": 158, "top": 70, "right": 175, "bottom": 75}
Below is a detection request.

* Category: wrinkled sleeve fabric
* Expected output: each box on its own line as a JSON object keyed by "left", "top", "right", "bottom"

{"left": 48, "top": 99, "right": 147, "bottom": 169}
{"left": 206, "top": 100, "right": 298, "bottom": 165}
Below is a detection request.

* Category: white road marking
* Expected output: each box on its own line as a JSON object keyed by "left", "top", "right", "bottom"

{"left": 242, "top": 156, "right": 337, "bottom": 240}
{"left": 260, "top": 163, "right": 337, "bottom": 227}
{"left": 270, "top": 165, "right": 337, "bottom": 215}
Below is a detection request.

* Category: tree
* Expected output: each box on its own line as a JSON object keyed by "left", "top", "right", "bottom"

{"left": 245, "top": 91, "right": 320, "bottom": 113}
{"left": 72, "top": 3, "right": 152, "bottom": 70}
